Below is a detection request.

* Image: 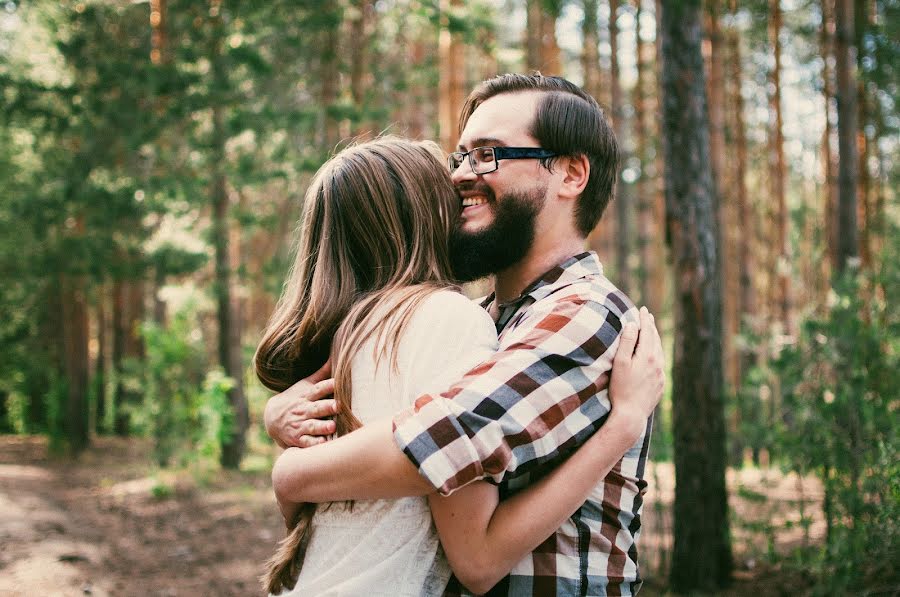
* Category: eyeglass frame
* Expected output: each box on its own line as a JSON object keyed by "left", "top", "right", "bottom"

{"left": 447, "top": 146, "right": 559, "bottom": 175}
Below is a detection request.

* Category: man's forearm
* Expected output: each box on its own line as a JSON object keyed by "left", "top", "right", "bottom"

{"left": 271, "top": 418, "right": 434, "bottom": 503}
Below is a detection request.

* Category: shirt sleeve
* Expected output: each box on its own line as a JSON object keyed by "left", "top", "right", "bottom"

{"left": 393, "top": 291, "right": 631, "bottom": 496}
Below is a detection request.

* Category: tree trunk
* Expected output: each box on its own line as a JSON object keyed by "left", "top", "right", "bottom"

{"left": 94, "top": 282, "right": 108, "bottom": 433}
{"left": 854, "top": 0, "right": 872, "bottom": 269}
{"left": 659, "top": 1, "right": 732, "bottom": 590}
{"left": 349, "top": 0, "right": 373, "bottom": 138}
{"left": 60, "top": 213, "right": 90, "bottom": 454}
{"left": 726, "top": 0, "right": 755, "bottom": 461}
{"left": 320, "top": 6, "right": 341, "bottom": 150}
{"left": 768, "top": 0, "right": 791, "bottom": 333}
{"left": 525, "top": 0, "right": 561, "bottom": 73}
{"left": 705, "top": 0, "right": 735, "bottom": 390}
{"left": 112, "top": 278, "right": 144, "bottom": 436}
{"left": 833, "top": 0, "right": 858, "bottom": 274}
{"left": 609, "top": 0, "right": 630, "bottom": 294}
{"left": 634, "top": 0, "right": 654, "bottom": 311}
{"left": 584, "top": 0, "right": 616, "bottom": 268}
{"left": 149, "top": 0, "right": 167, "bottom": 65}
{"left": 820, "top": 0, "right": 838, "bottom": 283}
{"left": 581, "top": 0, "right": 601, "bottom": 101}
{"left": 438, "top": 0, "right": 465, "bottom": 151}
{"left": 210, "top": 6, "right": 249, "bottom": 469}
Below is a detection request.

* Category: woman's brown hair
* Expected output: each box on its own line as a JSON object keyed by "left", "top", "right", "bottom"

{"left": 256, "top": 136, "right": 460, "bottom": 594}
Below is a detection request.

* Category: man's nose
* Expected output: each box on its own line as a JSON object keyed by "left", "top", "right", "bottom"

{"left": 450, "top": 158, "right": 477, "bottom": 185}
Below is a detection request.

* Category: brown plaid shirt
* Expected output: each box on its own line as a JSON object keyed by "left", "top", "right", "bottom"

{"left": 392, "top": 252, "right": 652, "bottom": 596}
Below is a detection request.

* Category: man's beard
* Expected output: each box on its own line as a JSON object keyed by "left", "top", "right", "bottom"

{"left": 449, "top": 183, "right": 546, "bottom": 283}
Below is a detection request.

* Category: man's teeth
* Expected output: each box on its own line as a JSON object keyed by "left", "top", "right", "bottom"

{"left": 462, "top": 197, "right": 487, "bottom": 207}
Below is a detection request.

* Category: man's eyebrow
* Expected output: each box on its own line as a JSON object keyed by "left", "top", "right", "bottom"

{"left": 456, "top": 137, "right": 508, "bottom": 151}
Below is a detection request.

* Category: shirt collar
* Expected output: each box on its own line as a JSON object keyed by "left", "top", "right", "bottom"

{"left": 479, "top": 251, "right": 604, "bottom": 311}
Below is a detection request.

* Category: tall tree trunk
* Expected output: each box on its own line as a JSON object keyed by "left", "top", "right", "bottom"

{"left": 768, "top": 0, "right": 791, "bottom": 333}
{"left": 60, "top": 215, "right": 90, "bottom": 454}
{"left": 609, "top": 0, "right": 630, "bottom": 294}
{"left": 320, "top": 6, "right": 341, "bottom": 150}
{"left": 582, "top": 0, "right": 601, "bottom": 102}
{"left": 659, "top": 1, "right": 732, "bottom": 590}
{"left": 112, "top": 278, "right": 144, "bottom": 435}
{"left": 149, "top": 0, "right": 167, "bottom": 65}
{"left": 634, "top": 0, "right": 655, "bottom": 311}
{"left": 406, "top": 35, "right": 429, "bottom": 139}
{"left": 833, "top": 0, "right": 858, "bottom": 274}
{"left": 438, "top": 0, "right": 465, "bottom": 151}
{"left": 705, "top": 0, "right": 734, "bottom": 389}
{"left": 584, "top": 0, "right": 615, "bottom": 268}
{"left": 349, "top": 0, "right": 373, "bottom": 138}
{"left": 726, "top": 0, "right": 755, "bottom": 460}
{"left": 210, "top": 4, "right": 249, "bottom": 469}
{"left": 854, "top": 0, "right": 872, "bottom": 268}
{"left": 94, "top": 283, "right": 108, "bottom": 433}
{"left": 820, "top": 0, "right": 838, "bottom": 282}
{"left": 525, "top": 0, "right": 562, "bottom": 73}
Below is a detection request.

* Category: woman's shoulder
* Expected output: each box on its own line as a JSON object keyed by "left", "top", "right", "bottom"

{"left": 411, "top": 288, "right": 495, "bottom": 332}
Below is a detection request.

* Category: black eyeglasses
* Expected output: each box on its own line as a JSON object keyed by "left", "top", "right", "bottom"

{"left": 447, "top": 146, "right": 558, "bottom": 175}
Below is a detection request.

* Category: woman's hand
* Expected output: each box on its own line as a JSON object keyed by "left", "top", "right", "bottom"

{"left": 609, "top": 306, "right": 666, "bottom": 435}
{"left": 264, "top": 362, "right": 340, "bottom": 449}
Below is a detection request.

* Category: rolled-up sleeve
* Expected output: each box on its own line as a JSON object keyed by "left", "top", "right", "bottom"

{"left": 393, "top": 293, "right": 630, "bottom": 496}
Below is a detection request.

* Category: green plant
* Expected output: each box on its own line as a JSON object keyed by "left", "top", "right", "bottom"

{"left": 127, "top": 304, "right": 235, "bottom": 468}
{"left": 771, "top": 261, "right": 899, "bottom": 594}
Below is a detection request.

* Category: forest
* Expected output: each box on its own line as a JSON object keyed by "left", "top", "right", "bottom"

{"left": 0, "top": 0, "right": 897, "bottom": 595}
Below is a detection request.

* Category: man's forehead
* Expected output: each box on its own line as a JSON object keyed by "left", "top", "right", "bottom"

{"left": 457, "top": 91, "right": 542, "bottom": 150}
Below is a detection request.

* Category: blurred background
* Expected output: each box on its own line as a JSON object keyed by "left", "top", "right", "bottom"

{"left": 0, "top": 0, "right": 896, "bottom": 595}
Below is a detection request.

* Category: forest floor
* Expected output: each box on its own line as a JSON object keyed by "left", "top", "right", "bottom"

{"left": 1, "top": 434, "right": 826, "bottom": 597}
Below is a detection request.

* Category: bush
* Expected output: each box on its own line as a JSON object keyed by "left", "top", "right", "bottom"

{"left": 126, "top": 305, "right": 235, "bottom": 468}
{"left": 772, "top": 263, "right": 899, "bottom": 594}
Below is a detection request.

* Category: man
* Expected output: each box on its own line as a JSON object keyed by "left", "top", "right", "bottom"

{"left": 265, "top": 74, "right": 663, "bottom": 595}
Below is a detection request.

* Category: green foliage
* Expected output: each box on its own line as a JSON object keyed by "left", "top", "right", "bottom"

{"left": 127, "top": 305, "right": 235, "bottom": 468}
{"left": 766, "top": 256, "right": 899, "bottom": 592}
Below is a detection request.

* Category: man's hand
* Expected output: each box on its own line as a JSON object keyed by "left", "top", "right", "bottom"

{"left": 264, "top": 362, "right": 340, "bottom": 449}
{"left": 609, "top": 307, "right": 665, "bottom": 435}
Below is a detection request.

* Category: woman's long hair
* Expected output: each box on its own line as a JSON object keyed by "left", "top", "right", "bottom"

{"left": 256, "top": 137, "right": 460, "bottom": 594}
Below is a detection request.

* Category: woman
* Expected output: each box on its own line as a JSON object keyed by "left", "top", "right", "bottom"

{"left": 255, "top": 137, "right": 658, "bottom": 596}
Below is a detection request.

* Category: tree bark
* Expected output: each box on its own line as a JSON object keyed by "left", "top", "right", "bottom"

{"left": 581, "top": 0, "right": 601, "bottom": 102}
{"left": 634, "top": 0, "right": 655, "bottom": 311}
{"left": 210, "top": 4, "right": 249, "bottom": 469}
{"left": 609, "top": 0, "right": 630, "bottom": 295}
{"left": 659, "top": 0, "right": 732, "bottom": 590}
{"left": 60, "top": 215, "right": 90, "bottom": 454}
{"left": 854, "top": 0, "right": 872, "bottom": 268}
{"left": 525, "top": 0, "right": 561, "bottom": 73}
{"left": 94, "top": 283, "right": 108, "bottom": 433}
{"left": 833, "top": 0, "right": 858, "bottom": 274}
{"left": 820, "top": 0, "right": 838, "bottom": 281}
{"left": 438, "top": 0, "right": 465, "bottom": 150}
{"left": 726, "top": 0, "right": 755, "bottom": 458}
{"left": 349, "top": 0, "right": 373, "bottom": 138}
{"left": 705, "top": 0, "right": 735, "bottom": 390}
{"left": 768, "top": 0, "right": 791, "bottom": 332}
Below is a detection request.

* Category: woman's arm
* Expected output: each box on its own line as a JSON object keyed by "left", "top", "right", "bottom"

{"left": 429, "top": 310, "right": 664, "bottom": 594}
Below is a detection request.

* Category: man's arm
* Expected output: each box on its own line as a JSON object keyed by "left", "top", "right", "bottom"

{"left": 393, "top": 292, "right": 635, "bottom": 495}
{"left": 429, "top": 312, "right": 663, "bottom": 594}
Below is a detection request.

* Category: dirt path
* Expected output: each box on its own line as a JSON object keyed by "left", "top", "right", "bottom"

{"left": 1, "top": 435, "right": 829, "bottom": 596}
{"left": 0, "top": 436, "right": 283, "bottom": 596}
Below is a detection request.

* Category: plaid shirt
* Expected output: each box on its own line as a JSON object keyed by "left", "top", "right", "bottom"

{"left": 392, "top": 252, "right": 652, "bottom": 596}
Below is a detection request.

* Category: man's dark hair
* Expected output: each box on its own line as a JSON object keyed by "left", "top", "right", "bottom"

{"left": 458, "top": 73, "right": 620, "bottom": 236}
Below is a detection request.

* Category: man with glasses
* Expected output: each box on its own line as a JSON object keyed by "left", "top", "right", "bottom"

{"left": 265, "top": 73, "right": 661, "bottom": 596}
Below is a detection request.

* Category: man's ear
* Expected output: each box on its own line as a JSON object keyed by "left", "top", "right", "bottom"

{"left": 558, "top": 154, "right": 590, "bottom": 200}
